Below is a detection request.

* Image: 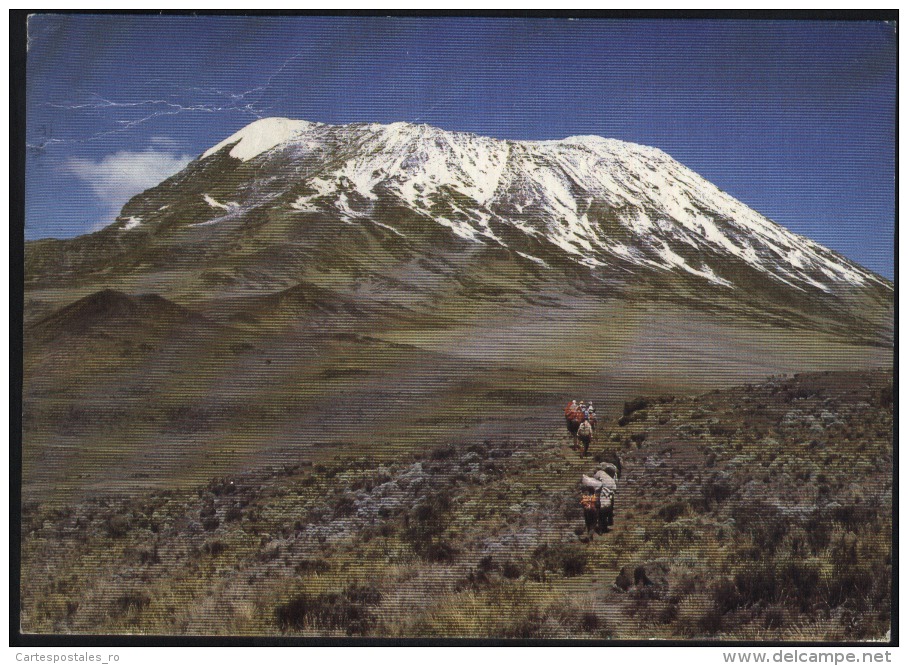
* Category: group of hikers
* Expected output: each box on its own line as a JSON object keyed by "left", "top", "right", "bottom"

{"left": 564, "top": 399, "right": 598, "bottom": 454}
{"left": 563, "top": 399, "right": 619, "bottom": 540}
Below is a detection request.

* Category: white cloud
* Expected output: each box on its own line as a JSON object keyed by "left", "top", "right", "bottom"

{"left": 149, "top": 136, "right": 182, "bottom": 149}
{"left": 64, "top": 147, "right": 193, "bottom": 220}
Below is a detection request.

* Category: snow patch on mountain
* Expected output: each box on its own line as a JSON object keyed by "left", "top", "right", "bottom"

{"left": 516, "top": 251, "right": 550, "bottom": 268}
{"left": 203, "top": 194, "right": 239, "bottom": 212}
{"left": 370, "top": 220, "right": 407, "bottom": 237}
{"left": 201, "top": 118, "right": 319, "bottom": 161}
{"left": 290, "top": 196, "right": 321, "bottom": 214}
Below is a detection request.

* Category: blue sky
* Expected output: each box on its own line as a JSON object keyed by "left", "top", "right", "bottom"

{"left": 25, "top": 15, "right": 895, "bottom": 278}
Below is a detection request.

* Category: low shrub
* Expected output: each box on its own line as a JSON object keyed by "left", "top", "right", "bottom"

{"left": 623, "top": 397, "right": 649, "bottom": 416}
{"left": 275, "top": 584, "right": 382, "bottom": 635}
{"left": 113, "top": 592, "right": 150, "bottom": 616}
{"left": 499, "top": 609, "right": 546, "bottom": 638}
{"left": 731, "top": 501, "right": 790, "bottom": 554}
{"left": 404, "top": 492, "right": 455, "bottom": 561}
{"left": 618, "top": 410, "right": 648, "bottom": 427}
{"left": 529, "top": 543, "right": 586, "bottom": 579}
{"left": 201, "top": 540, "right": 228, "bottom": 556}
{"left": 826, "top": 560, "right": 890, "bottom": 612}
{"left": 658, "top": 501, "right": 688, "bottom": 523}
{"left": 105, "top": 515, "right": 131, "bottom": 538}
{"left": 295, "top": 558, "right": 331, "bottom": 575}
{"left": 430, "top": 445, "right": 457, "bottom": 460}
{"left": 501, "top": 560, "right": 523, "bottom": 579}
{"left": 579, "top": 612, "right": 600, "bottom": 632}
{"left": 701, "top": 475, "right": 733, "bottom": 510}
{"left": 138, "top": 545, "right": 160, "bottom": 565}
{"left": 456, "top": 568, "right": 492, "bottom": 592}
{"left": 424, "top": 540, "right": 457, "bottom": 562}
{"left": 495, "top": 601, "right": 605, "bottom": 639}
{"left": 332, "top": 494, "right": 357, "bottom": 518}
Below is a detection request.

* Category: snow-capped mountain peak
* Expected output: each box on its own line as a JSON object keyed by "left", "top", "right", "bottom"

{"left": 156, "top": 118, "right": 889, "bottom": 295}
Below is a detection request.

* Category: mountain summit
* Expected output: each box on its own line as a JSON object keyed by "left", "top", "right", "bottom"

{"left": 27, "top": 118, "right": 892, "bottom": 342}
{"left": 130, "top": 118, "right": 888, "bottom": 293}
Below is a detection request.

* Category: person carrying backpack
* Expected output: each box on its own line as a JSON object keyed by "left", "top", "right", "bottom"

{"left": 577, "top": 418, "right": 593, "bottom": 455}
{"left": 565, "top": 400, "right": 584, "bottom": 449}
{"left": 580, "top": 468, "right": 616, "bottom": 539}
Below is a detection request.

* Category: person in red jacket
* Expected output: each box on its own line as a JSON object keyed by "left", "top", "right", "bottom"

{"left": 565, "top": 400, "right": 584, "bottom": 449}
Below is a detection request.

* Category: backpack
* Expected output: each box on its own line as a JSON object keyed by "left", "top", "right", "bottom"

{"left": 579, "top": 420, "right": 593, "bottom": 437}
{"left": 580, "top": 494, "right": 598, "bottom": 510}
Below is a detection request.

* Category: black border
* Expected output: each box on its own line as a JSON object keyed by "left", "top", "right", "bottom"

{"left": 11, "top": 6, "right": 27, "bottom": 651}
{"left": 9, "top": 8, "right": 898, "bottom": 649}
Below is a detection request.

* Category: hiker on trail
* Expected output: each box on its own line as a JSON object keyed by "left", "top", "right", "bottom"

{"left": 565, "top": 400, "right": 584, "bottom": 449}
{"left": 580, "top": 463, "right": 617, "bottom": 539}
{"left": 594, "top": 463, "right": 618, "bottom": 496}
{"left": 564, "top": 399, "right": 599, "bottom": 452}
{"left": 577, "top": 418, "right": 594, "bottom": 455}
{"left": 595, "top": 463, "right": 618, "bottom": 529}
{"left": 587, "top": 402, "right": 596, "bottom": 424}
